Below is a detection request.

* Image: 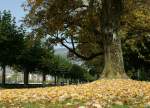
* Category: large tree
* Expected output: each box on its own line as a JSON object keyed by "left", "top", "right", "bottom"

{"left": 0, "top": 10, "right": 25, "bottom": 84}
{"left": 23, "top": 0, "right": 150, "bottom": 79}
{"left": 78, "top": 0, "right": 150, "bottom": 79}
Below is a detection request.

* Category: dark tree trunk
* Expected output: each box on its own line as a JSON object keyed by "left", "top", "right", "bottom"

{"left": 24, "top": 69, "right": 29, "bottom": 85}
{"left": 42, "top": 73, "right": 46, "bottom": 85}
{"left": 2, "top": 65, "right": 6, "bottom": 85}
{"left": 54, "top": 75, "right": 57, "bottom": 85}
{"left": 57, "top": 77, "right": 59, "bottom": 84}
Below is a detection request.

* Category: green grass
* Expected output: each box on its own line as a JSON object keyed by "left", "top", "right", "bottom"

{"left": 0, "top": 99, "right": 85, "bottom": 108}
{"left": 20, "top": 101, "right": 82, "bottom": 108}
{"left": 111, "top": 104, "right": 129, "bottom": 108}
{"left": 1, "top": 102, "right": 66, "bottom": 108}
{"left": 0, "top": 103, "right": 4, "bottom": 108}
{"left": 22, "top": 102, "right": 69, "bottom": 108}
{"left": 0, "top": 102, "right": 131, "bottom": 108}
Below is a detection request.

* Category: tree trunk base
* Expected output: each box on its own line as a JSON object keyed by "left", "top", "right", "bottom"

{"left": 100, "top": 70, "right": 129, "bottom": 79}
{"left": 100, "top": 34, "right": 129, "bottom": 79}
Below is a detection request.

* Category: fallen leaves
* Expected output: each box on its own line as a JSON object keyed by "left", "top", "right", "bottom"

{"left": 1, "top": 79, "right": 150, "bottom": 108}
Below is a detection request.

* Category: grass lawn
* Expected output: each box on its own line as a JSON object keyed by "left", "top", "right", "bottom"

{"left": 1, "top": 79, "right": 150, "bottom": 108}
{"left": 0, "top": 102, "right": 132, "bottom": 108}
{"left": 0, "top": 101, "right": 131, "bottom": 108}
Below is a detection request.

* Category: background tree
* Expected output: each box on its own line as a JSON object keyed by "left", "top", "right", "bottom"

{"left": 69, "top": 64, "right": 94, "bottom": 83}
{"left": 0, "top": 10, "right": 25, "bottom": 84}
{"left": 121, "top": 0, "right": 150, "bottom": 80}
{"left": 84, "top": 56, "right": 104, "bottom": 79}
{"left": 17, "top": 40, "right": 54, "bottom": 85}
{"left": 37, "top": 46, "right": 54, "bottom": 84}
{"left": 50, "top": 55, "right": 72, "bottom": 85}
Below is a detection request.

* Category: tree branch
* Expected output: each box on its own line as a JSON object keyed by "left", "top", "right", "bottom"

{"left": 60, "top": 41, "right": 103, "bottom": 60}
{"left": 143, "top": 59, "right": 150, "bottom": 63}
{"left": 70, "top": 35, "right": 75, "bottom": 50}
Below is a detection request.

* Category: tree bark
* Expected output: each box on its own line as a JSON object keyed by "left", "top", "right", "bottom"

{"left": 2, "top": 65, "right": 6, "bottom": 85}
{"left": 100, "top": 34, "right": 128, "bottom": 79}
{"left": 24, "top": 69, "right": 29, "bottom": 85}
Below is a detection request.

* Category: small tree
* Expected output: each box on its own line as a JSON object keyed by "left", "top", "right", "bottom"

{"left": 69, "top": 64, "right": 83, "bottom": 83}
{"left": 37, "top": 47, "right": 54, "bottom": 84}
{"left": 68, "top": 64, "right": 94, "bottom": 83}
{"left": 51, "top": 55, "right": 72, "bottom": 85}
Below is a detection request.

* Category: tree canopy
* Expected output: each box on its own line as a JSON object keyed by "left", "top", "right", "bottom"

{"left": 22, "top": 0, "right": 150, "bottom": 79}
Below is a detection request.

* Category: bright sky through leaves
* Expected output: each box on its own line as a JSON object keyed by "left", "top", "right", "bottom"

{"left": 0, "top": 0, "right": 25, "bottom": 25}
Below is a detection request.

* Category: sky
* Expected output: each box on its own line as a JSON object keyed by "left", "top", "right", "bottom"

{"left": 0, "top": 0, "right": 25, "bottom": 25}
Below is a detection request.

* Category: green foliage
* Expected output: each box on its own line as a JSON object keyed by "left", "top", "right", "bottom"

{"left": 50, "top": 55, "right": 72, "bottom": 81}
{"left": 0, "top": 10, "right": 25, "bottom": 84}
{"left": 69, "top": 64, "right": 84, "bottom": 81}
{"left": 84, "top": 56, "right": 104, "bottom": 79}
{"left": 36, "top": 45, "right": 54, "bottom": 75}
{"left": 17, "top": 40, "right": 43, "bottom": 72}
{"left": 120, "top": 1, "right": 150, "bottom": 80}
{"left": 53, "top": 55, "right": 72, "bottom": 71}
{"left": 0, "top": 10, "right": 25, "bottom": 66}
{"left": 17, "top": 40, "right": 52, "bottom": 72}
{"left": 123, "top": 33, "right": 150, "bottom": 80}
{"left": 14, "top": 39, "right": 54, "bottom": 84}
{"left": 68, "top": 64, "right": 95, "bottom": 82}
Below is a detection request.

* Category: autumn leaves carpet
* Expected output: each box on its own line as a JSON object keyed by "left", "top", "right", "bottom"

{"left": 1, "top": 79, "right": 150, "bottom": 108}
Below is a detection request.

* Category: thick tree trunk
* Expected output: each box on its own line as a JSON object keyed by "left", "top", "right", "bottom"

{"left": 100, "top": 34, "right": 128, "bottom": 79}
{"left": 2, "top": 65, "right": 6, "bottom": 85}
{"left": 99, "top": 0, "right": 128, "bottom": 79}
{"left": 24, "top": 69, "right": 29, "bottom": 85}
